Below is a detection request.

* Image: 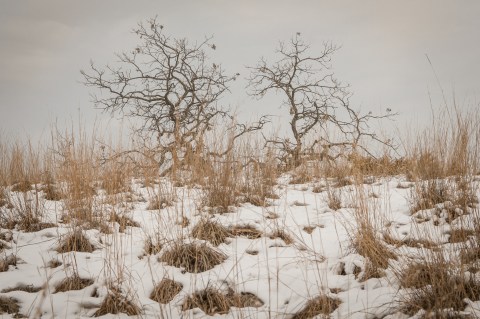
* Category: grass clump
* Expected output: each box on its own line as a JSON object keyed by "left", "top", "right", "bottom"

{"left": 269, "top": 228, "right": 294, "bottom": 245}
{"left": 57, "top": 229, "right": 94, "bottom": 253}
{"left": 150, "top": 278, "right": 183, "bottom": 304}
{"left": 191, "top": 219, "right": 230, "bottom": 246}
{"left": 327, "top": 189, "right": 342, "bottom": 210}
{"left": 143, "top": 234, "right": 163, "bottom": 255}
{"left": 1, "top": 284, "right": 42, "bottom": 293}
{"left": 147, "top": 192, "right": 174, "bottom": 210}
{"left": 398, "top": 253, "right": 480, "bottom": 316}
{"left": 292, "top": 295, "right": 341, "bottom": 319}
{"left": 54, "top": 275, "right": 94, "bottom": 293}
{"left": 0, "top": 296, "right": 20, "bottom": 315}
{"left": 410, "top": 179, "right": 456, "bottom": 213}
{"left": 11, "top": 180, "right": 32, "bottom": 193}
{"left": 109, "top": 213, "right": 139, "bottom": 233}
{"left": 159, "top": 242, "right": 227, "bottom": 273}
{"left": 94, "top": 286, "right": 141, "bottom": 317}
{"left": 351, "top": 192, "right": 396, "bottom": 279}
{"left": 229, "top": 225, "right": 263, "bottom": 239}
{"left": 0, "top": 254, "right": 17, "bottom": 272}
{"left": 182, "top": 287, "right": 263, "bottom": 315}
{"left": 183, "top": 287, "right": 230, "bottom": 315}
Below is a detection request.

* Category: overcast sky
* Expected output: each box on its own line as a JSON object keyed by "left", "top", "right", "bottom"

{"left": 1, "top": 0, "right": 479, "bottom": 142}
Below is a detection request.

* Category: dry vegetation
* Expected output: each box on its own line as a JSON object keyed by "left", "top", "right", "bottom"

{"left": 159, "top": 242, "right": 227, "bottom": 273}
{"left": 0, "top": 103, "right": 480, "bottom": 318}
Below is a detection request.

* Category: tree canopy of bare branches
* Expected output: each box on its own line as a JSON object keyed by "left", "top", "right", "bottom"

{"left": 248, "top": 34, "right": 395, "bottom": 167}
{"left": 82, "top": 18, "right": 265, "bottom": 174}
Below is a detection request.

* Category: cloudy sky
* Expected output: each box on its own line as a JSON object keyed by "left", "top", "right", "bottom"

{"left": 1, "top": 0, "right": 479, "bottom": 141}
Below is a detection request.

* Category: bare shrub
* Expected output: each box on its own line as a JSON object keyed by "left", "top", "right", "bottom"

{"left": 159, "top": 242, "right": 227, "bottom": 273}
{"left": 292, "top": 295, "right": 341, "bottom": 319}
{"left": 191, "top": 219, "right": 230, "bottom": 246}
{"left": 150, "top": 278, "right": 183, "bottom": 304}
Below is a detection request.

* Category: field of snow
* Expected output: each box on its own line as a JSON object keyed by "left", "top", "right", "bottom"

{"left": 1, "top": 174, "right": 480, "bottom": 318}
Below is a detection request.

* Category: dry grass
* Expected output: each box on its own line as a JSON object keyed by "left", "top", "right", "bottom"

{"left": 292, "top": 295, "right": 341, "bottom": 319}
{"left": 269, "top": 228, "right": 294, "bottom": 245}
{"left": 399, "top": 255, "right": 480, "bottom": 316}
{"left": 57, "top": 229, "right": 94, "bottom": 253}
{"left": 47, "top": 259, "right": 62, "bottom": 268}
{"left": 0, "top": 254, "right": 17, "bottom": 272}
{"left": 182, "top": 287, "right": 263, "bottom": 315}
{"left": 448, "top": 228, "right": 475, "bottom": 243}
{"left": 353, "top": 224, "right": 395, "bottom": 270}
{"left": 229, "top": 224, "right": 263, "bottom": 239}
{"left": 383, "top": 232, "right": 438, "bottom": 249}
{"left": 327, "top": 188, "right": 342, "bottom": 211}
{"left": 410, "top": 179, "right": 456, "bottom": 213}
{"left": 147, "top": 188, "right": 175, "bottom": 210}
{"left": 143, "top": 234, "right": 163, "bottom": 255}
{"left": 4, "top": 191, "right": 56, "bottom": 232}
{"left": 0, "top": 296, "right": 20, "bottom": 315}
{"left": 93, "top": 287, "right": 141, "bottom": 317}
{"left": 109, "top": 212, "right": 139, "bottom": 233}
{"left": 1, "top": 284, "right": 42, "bottom": 293}
{"left": 202, "top": 168, "right": 239, "bottom": 213}
{"left": 350, "top": 190, "right": 396, "bottom": 278}
{"left": 54, "top": 275, "right": 94, "bottom": 293}
{"left": 182, "top": 287, "right": 230, "bottom": 315}
{"left": 150, "top": 278, "right": 183, "bottom": 304}
{"left": 191, "top": 219, "right": 230, "bottom": 246}
{"left": 159, "top": 242, "right": 227, "bottom": 273}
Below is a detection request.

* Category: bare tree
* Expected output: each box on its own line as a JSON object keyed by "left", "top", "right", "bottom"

{"left": 248, "top": 34, "right": 395, "bottom": 167}
{"left": 82, "top": 17, "right": 265, "bottom": 175}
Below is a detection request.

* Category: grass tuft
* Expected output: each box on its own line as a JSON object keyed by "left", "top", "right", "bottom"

{"left": 182, "top": 287, "right": 263, "bottom": 315}
{"left": 292, "top": 295, "right": 341, "bottom": 319}
{"left": 109, "top": 212, "right": 139, "bottom": 233}
{"left": 191, "top": 219, "right": 230, "bottom": 246}
{"left": 1, "top": 284, "right": 42, "bottom": 293}
{"left": 229, "top": 225, "right": 263, "bottom": 239}
{"left": 159, "top": 242, "right": 227, "bottom": 273}
{"left": 94, "top": 287, "right": 141, "bottom": 317}
{"left": 57, "top": 229, "right": 94, "bottom": 253}
{"left": 0, "top": 296, "right": 20, "bottom": 315}
{"left": 150, "top": 278, "right": 183, "bottom": 304}
{"left": 269, "top": 228, "right": 294, "bottom": 245}
{"left": 54, "top": 275, "right": 94, "bottom": 293}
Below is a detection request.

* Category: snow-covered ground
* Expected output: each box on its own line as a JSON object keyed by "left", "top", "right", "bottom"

{"left": 1, "top": 175, "right": 480, "bottom": 318}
